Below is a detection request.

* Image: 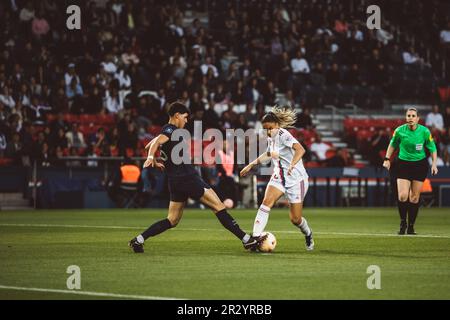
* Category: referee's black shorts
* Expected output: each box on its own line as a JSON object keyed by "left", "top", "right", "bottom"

{"left": 168, "top": 174, "right": 211, "bottom": 203}
{"left": 396, "top": 158, "right": 429, "bottom": 182}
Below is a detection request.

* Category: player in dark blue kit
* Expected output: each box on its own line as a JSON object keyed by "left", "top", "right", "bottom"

{"left": 129, "top": 102, "right": 264, "bottom": 253}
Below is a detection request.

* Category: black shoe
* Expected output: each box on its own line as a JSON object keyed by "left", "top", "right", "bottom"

{"left": 243, "top": 234, "right": 267, "bottom": 251}
{"left": 398, "top": 222, "right": 407, "bottom": 235}
{"left": 305, "top": 231, "right": 314, "bottom": 251}
{"left": 129, "top": 238, "right": 144, "bottom": 253}
{"left": 407, "top": 225, "right": 417, "bottom": 235}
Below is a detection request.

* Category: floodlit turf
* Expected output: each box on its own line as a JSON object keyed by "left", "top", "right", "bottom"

{"left": 0, "top": 208, "right": 449, "bottom": 300}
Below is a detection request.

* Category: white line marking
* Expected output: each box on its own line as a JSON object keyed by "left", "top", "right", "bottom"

{"left": 0, "top": 223, "right": 138, "bottom": 229}
{"left": 0, "top": 285, "right": 184, "bottom": 300}
{"left": 0, "top": 223, "right": 449, "bottom": 239}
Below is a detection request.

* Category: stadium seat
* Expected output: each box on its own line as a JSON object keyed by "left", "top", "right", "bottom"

{"left": 0, "top": 158, "right": 13, "bottom": 166}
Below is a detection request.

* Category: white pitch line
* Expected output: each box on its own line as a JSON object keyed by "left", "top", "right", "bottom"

{"left": 0, "top": 285, "right": 184, "bottom": 300}
{"left": 0, "top": 223, "right": 139, "bottom": 229}
{"left": 1, "top": 223, "right": 450, "bottom": 239}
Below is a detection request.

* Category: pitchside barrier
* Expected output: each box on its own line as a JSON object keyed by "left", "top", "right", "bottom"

{"left": 1, "top": 159, "right": 450, "bottom": 209}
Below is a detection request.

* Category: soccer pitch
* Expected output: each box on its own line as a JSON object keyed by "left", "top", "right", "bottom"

{"left": 0, "top": 208, "right": 449, "bottom": 300}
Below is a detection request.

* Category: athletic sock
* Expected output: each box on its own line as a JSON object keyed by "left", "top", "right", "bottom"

{"left": 252, "top": 204, "right": 271, "bottom": 237}
{"left": 140, "top": 218, "right": 173, "bottom": 241}
{"left": 136, "top": 235, "right": 144, "bottom": 244}
{"left": 295, "top": 217, "right": 311, "bottom": 236}
{"left": 408, "top": 202, "right": 420, "bottom": 227}
{"left": 397, "top": 200, "right": 408, "bottom": 225}
{"left": 215, "top": 209, "right": 248, "bottom": 241}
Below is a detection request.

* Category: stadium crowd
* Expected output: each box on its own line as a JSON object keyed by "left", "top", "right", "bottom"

{"left": 0, "top": 0, "right": 450, "bottom": 172}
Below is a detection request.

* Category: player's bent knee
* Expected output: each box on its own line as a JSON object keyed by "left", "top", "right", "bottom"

{"left": 409, "top": 195, "right": 420, "bottom": 204}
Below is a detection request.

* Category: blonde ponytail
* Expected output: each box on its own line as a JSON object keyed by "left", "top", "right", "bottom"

{"left": 263, "top": 105, "right": 297, "bottom": 128}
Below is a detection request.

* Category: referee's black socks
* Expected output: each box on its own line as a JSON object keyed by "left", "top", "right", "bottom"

{"left": 397, "top": 200, "right": 408, "bottom": 225}
{"left": 408, "top": 202, "right": 420, "bottom": 227}
{"left": 215, "top": 209, "right": 248, "bottom": 242}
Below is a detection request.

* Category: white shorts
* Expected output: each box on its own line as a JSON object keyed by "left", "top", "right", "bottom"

{"left": 267, "top": 175, "right": 309, "bottom": 204}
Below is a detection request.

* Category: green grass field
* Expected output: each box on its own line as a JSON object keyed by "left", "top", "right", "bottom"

{"left": 0, "top": 208, "right": 449, "bottom": 300}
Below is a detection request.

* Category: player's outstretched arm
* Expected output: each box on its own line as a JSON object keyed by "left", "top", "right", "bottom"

{"left": 143, "top": 134, "right": 169, "bottom": 170}
{"left": 240, "top": 151, "right": 272, "bottom": 177}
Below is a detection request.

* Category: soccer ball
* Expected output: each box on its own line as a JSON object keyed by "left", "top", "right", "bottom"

{"left": 224, "top": 198, "right": 234, "bottom": 209}
{"left": 259, "top": 232, "right": 277, "bottom": 252}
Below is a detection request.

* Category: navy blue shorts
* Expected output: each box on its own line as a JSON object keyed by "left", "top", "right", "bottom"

{"left": 168, "top": 174, "right": 211, "bottom": 202}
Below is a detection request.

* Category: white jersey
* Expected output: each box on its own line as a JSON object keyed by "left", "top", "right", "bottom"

{"left": 267, "top": 128, "right": 308, "bottom": 188}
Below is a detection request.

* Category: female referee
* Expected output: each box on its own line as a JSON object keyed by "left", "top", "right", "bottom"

{"left": 240, "top": 106, "right": 314, "bottom": 250}
{"left": 383, "top": 108, "right": 438, "bottom": 235}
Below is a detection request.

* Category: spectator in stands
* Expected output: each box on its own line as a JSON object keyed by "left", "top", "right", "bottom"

{"left": 310, "top": 134, "right": 332, "bottom": 162}
{"left": 89, "top": 127, "right": 109, "bottom": 155}
{"left": 387, "top": 44, "right": 404, "bottom": 66}
{"left": 51, "top": 127, "right": 68, "bottom": 151}
{"left": 290, "top": 50, "right": 310, "bottom": 87}
{"left": 443, "top": 105, "right": 450, "bottom": 129}
{"left": 65, "top": 123, "right": 86, "bottom": 150}
{"left": 262, "top": 81, "right": 277, "bottom": 106}
{"left": 0, "top": 131, "right": 6, "bottom": 157}
{"left": 201, "top": 56, "right": 219, "bottom": 78}
{"left": 376, "top": 27, "right": 394, "bottom": 45}
{"left": 37, "top": 142, "right": 51, "bottom": 167}
{"left": 239, "top": 57, "right": 253, "bottom": 83}
{"left": 310, "top": 62, "right": 326, "bottom": 86}
{"left": 334, "top": 13, "right": 349, "bottom": 34}
{"left": 121, "top": 47, "right": 140, "bottom": 66}
{"left": 27, "top": 96, "right": 51, "bottom": 123}
{"left": 244, "top": 78, "right": 261, "bottom": 106}
{"left": 50, "top": 112, "right": 68, "bottom": 137}
{"left": 371, "top": 63, "right": 388, "bottom": 87}
{"left": 347, "top": 24, "right": 364, "bottom": 42}
{"left": 326, "top": 63, "right": 341, "bottom": 86}
{"left": 64, "top": 63, "right": 80, "bottom": 87}
{"left": 32, "top": 131, "right": 47, "bottom": 159}
{"left": 114, "top": 68, "right": 132, "bottom": 89}
{"left": 19, "top": 1, "right": 35, "bottom": 26}
{"left": 440, "top": 21, "right": 450, "bottom": 45}
{"left": 104, "top": 87, "right": 124, "bottom": 113}
{"left": 344, "top": 63, "right": 361, "bottom": 86}
{"left": 403, "top": 46, "right": 427, "bottom": 66}
{"left": 295, "top": 108, "right": 313, "bottom": 129}
{"left": 31, "top": 10, "right": 50, "bottom": 40}
{"left": 51, "top": 87, "right": 69, "bottom": 113}
{"left": 369, "top": 128, "right": 390, "bottom": 167}
{"left": 326, "top": 148, "right": 348, "bottom": 167}
{"left": 426, "top": 105, "right": 444, "bottom": 131}
{"left": 5, "top": 132, "right": 23, "bottom": 165}
{"left": 66, "top": 78, "right": 83, "bottom": 100}
{"left": 0, "top": 86, "right": 15, "bottom": 109}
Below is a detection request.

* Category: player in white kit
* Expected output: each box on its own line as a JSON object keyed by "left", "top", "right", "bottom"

{"left": 240, "top": 106, "right": 314, "bottom": 250}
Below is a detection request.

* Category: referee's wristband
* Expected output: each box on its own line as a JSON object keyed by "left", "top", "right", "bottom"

{"left": 384, "top": 157, "right": 390, "bottom": 161}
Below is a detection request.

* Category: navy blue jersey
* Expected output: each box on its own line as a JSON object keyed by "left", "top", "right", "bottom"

{"left": 159, "top": 124, "right": 198, "bottom": 178}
